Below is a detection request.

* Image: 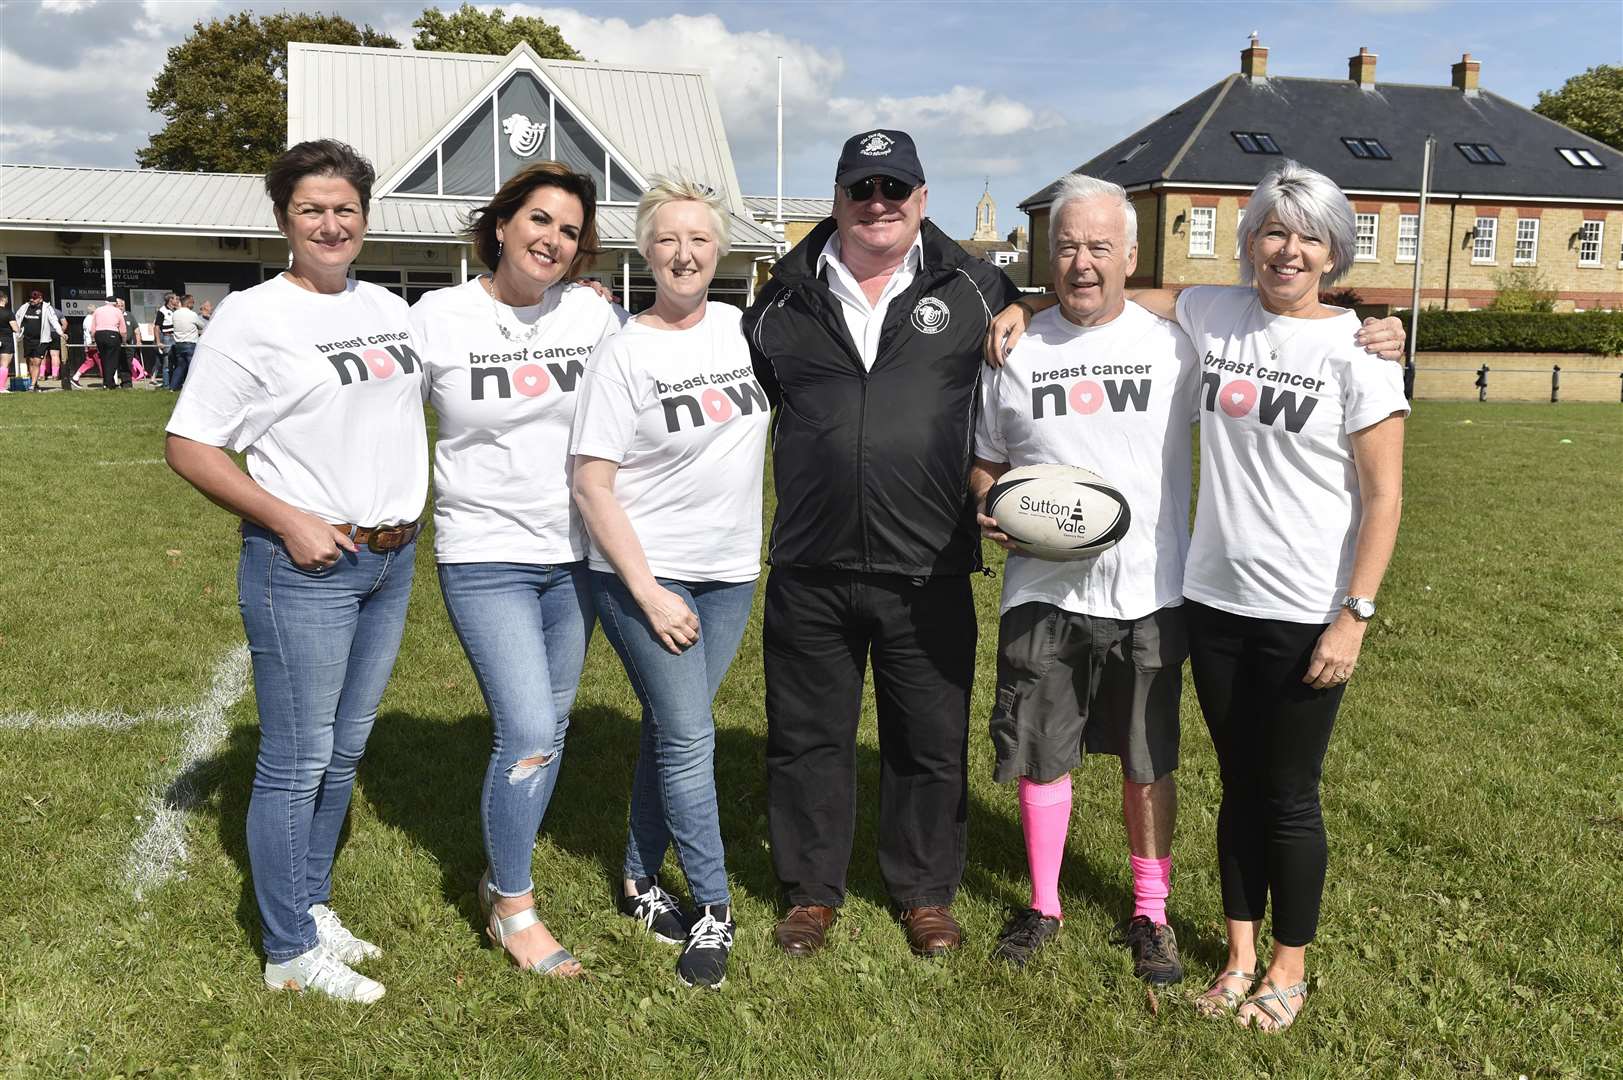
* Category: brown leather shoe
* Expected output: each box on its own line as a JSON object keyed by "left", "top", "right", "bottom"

{"left": 774, "top": 905, "right": 837, "bottom": 956}
{"left": 901, "top": 906, "right": 962, "bottom": 956}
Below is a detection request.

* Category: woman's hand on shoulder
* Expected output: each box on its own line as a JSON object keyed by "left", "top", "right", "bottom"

{"left": 636, "top": 584, "right": 700, "bottom": 654}
{"left": 575, "top": 277, "right": 622, "bottom": 306}
{"left": 985, "top": 299, "right": 1039, "bottom": 367}
{"left": 280, "top": 511, "right": 358, "bottom": 571}
{"left": 1355, "top": 316, "right": 1407, "bottom": 362}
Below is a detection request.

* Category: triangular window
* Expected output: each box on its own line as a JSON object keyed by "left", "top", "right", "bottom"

{"left": 390, "top": 70, "right": 642, "bottom": 203}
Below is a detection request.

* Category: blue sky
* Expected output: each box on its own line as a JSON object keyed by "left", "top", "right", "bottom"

{"left": 2, "top": 0, "right": 1618, "bottom": 239}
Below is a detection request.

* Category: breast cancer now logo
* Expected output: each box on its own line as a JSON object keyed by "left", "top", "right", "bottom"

{"left": 1199, "top": 372, "right": 1317, "bottom": 432}
{"left": 1030, "top": 378, "right": 1151, "bottom": 419}
{"left": 322, "top": 340, "right": 421, "bottom": 386}
{"left": 659, "top": 379, "right": 770, "bottom": 432}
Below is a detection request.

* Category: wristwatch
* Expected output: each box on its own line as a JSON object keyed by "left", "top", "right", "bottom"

{"left": 1341, "top": 596, "right": 1376, "bottom": 621}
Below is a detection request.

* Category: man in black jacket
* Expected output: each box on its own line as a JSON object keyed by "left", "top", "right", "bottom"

{"left": 743, "top": 130, "right": 1021, "bottom": 957}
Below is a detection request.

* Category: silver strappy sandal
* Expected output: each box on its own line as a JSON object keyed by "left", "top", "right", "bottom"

{"left": 1238, "top": 977, "right": 1309, "bottom": 1032}
{"left": 477, "top": 870, "right": 581, "bottom": 976}
{"left": 1194, "top": 968, "right": 1256, "bottom": 1018}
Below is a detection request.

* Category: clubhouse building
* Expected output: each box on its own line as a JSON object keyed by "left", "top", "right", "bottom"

{"left": 0, "top": 42, "right": 784, "bottom": 328}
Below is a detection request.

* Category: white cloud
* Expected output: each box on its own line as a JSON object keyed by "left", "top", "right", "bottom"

{"left": 828, "top": 87, "right": 1063, "bottom": 139}
{"left": 137, "top": 0, "right": 218, "bottom": 39}
{"left": 0, "top": 123, "right": 119, "bottom": 148}
{"left": 41, "top": 0, "right": 96, "bottom": 11}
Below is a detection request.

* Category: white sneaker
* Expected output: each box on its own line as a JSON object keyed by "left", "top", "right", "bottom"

{"left": 264, "top": 944, "right": 384, "bottom": 1003}
{"left": 310, "top": 903, "right": 383, "bottom": 964}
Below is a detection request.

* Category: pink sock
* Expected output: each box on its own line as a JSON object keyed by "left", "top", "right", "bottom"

{"left": 1130, "top": 854, "right": 1172, "bottom": 925}
{"left": 1019, "top": 775, "right": 1072, "bottom": 919}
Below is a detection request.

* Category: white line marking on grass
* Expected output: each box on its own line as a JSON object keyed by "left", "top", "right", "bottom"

{"left": 122, "top": 645, "right": 251, "bottom": 900}
{"left": 94, "top": 458, "right": 167, "bottom": 466}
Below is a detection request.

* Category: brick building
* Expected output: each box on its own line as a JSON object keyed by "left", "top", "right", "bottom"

{"left": 1020, "top": 39, "right": 1623, "bottom": 311}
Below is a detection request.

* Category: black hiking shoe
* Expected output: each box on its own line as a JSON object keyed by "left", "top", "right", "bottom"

{"left": 992, "top": 907, "right": 1062, "bottom": 967}
{"left": 1115, "top": 914, "right": 1184, "bottom": 985}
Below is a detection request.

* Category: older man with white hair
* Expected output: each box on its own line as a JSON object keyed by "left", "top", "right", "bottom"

{"left": 970, "top": 175, "right": 1198, "bottom": 979}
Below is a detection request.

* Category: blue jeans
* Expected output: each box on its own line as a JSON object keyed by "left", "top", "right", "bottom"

{"left": 438, "top": 561, "right": 594, "bottom": 897}
{"left": 591, "top": 571, "right": 755, "bottom": 906}
{"left": 169, "top": 341, "right": 195, "bottom": 390}
{"left": 238, "top": 523, "right": 416, "bottom": 963}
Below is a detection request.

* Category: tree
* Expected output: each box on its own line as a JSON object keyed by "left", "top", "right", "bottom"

{"left": 411, "top": 3, "right": 581, "bottom": 60}
{"left": 1488, "top": 268, "right": 1556, "bottom": 313}
{"left": 1533, "top": 64, "right": 1623, "bottom": 151}
{"left": 138, "top": 13, "right": 397, "bottom": 173}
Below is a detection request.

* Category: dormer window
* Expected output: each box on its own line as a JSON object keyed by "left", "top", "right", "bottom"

{"left": 1233, "top": 131, "right": 1280, "bottom": 154}
{"left": 1557, "top": 147, "right": 1605, "bottom": 168}
{"left": 1342, "top": 137, "right": 1391, "bottom": 160}
{"left": 1456, "top": 142, "right": 1505, "bottom": 165}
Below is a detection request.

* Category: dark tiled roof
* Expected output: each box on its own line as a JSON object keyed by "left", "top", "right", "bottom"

{"left": 1023, "top": 74, "right": 1623, "bottom": 207}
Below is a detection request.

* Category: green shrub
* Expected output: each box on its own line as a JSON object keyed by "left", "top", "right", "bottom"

{"left": 1394, "top": 310, "right": 1623, "bottom": 354}
{"left": 1487, "top": 268, "right": 1557, "bottom": 313}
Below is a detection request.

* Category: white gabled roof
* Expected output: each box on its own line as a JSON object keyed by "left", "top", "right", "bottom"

{"left": 288, "top": 44, "right": 501, "bottom": 188}
{"left": 0, "top": 164, "right": 779, "bottom": 250}
{"left": 286, "top": 43, "right": 750, "bottom": 215}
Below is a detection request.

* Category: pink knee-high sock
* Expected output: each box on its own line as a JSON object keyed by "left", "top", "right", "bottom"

{"left": 1130, "top": 854, "right": 1172, "bottom": 925}
{"left": 1019, "top": 775, "right": 1072, "bottom": 919}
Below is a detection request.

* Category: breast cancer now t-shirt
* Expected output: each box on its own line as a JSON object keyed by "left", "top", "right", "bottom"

{"left": 976, "top": 302, "right": 1199, "bottom": 621}
{"left": 412, "top": 279, "right": 626, "bottom": 564}
{"left": 166, "top": 275, "right": 428, "bottom": 527}
{"left": 1175, "top": 285, "right": 1409, "bottom": 624}
{"left": 569, "top": 302, "right": 770, "bottom": 583}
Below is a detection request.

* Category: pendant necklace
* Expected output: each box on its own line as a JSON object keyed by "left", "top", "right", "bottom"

{"left": 1252, "top": 295, "right": 1308, "bottom": 363}
{"left": 484, "top": 275, "right": 547, "bottom": 345}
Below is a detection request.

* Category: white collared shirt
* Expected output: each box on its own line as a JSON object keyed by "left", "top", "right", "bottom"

{"left": 816, "top": 231, "right": 924, "bottom": 369}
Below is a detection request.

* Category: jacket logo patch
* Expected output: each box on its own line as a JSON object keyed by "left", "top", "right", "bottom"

{"left": 911, "top": 297, "right": 950, "bottom": 335}
{"left": 859, "top": 132, "right": 895, "bottom": 156}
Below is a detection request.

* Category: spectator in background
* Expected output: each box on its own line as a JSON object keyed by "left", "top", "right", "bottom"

{"left": 18, "top": 290, "right": 63, "bottom": 391}
{"left": 0, "top": 290, "right": 16, "bottom": 392}
{"left": 154, "top": 293, "right": 178, "bottom": 386}
{"left": 169, "top": 294, "right": 204, "bottom": 391}
{"left": 90, "top": 295, "right": 129, "bottom": 390}
{"left": 199, "top": 299, "right": 215, "bottom": 322}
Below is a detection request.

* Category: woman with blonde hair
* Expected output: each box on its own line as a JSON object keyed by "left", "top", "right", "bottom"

{"left": 572, "top": 176, "right": 770, "bottom": 988}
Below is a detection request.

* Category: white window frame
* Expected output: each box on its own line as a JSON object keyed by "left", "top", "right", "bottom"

{"left": 1471, "top": 217, "right": 1497, "bottom": 264}
{"left": 1396, "top": 214, "right": 1418, "bottom": 263}
{"left": 1513, "top": 218, "right": 1539, "bottom": 266}
{"left": 1354, "top": 212, "right": 1379, "bottom": 261}
{"left": 1187, "top": 206, "right": 1215, "bottom": 257}
{"left": 1234, "top": 208, "right": 1245, "bottom": 259}
{"left": 1578, "top": 220, "right": 1604, "bottom": 267}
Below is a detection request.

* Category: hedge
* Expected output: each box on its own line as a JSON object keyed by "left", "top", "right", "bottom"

{"left": 1394, "top": 310, "right": 1623, "bottom": 354}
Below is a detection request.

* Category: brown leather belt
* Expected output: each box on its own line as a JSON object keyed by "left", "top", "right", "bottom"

{"left": 339, "top": 521, "right": 421, "bottom": 553}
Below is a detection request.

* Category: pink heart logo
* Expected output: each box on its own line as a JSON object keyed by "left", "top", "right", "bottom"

{"left": 1219, "top": 379, "right": 1258, "bottom": 418}
{"left": 512, "top": 363, "right": 550, "bottom": 397}
{"left": 1068, "top": 379, "right": 1105, "bottom": 415}
{"left": 701, "top": 388, "right": 734, "bottom": 423}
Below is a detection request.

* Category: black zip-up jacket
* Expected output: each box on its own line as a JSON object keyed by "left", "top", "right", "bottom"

{"left": 743, "top": 217, "right": 1022, "bottom": 577}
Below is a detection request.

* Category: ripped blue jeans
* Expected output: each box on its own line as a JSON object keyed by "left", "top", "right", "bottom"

{"left": 438, "top": 561, "right": 594, "bottom": 897}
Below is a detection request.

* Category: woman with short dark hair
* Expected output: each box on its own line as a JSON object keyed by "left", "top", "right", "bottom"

{"left": 409, "top": 162, "right": 623, "bottom": 978}
{"left": 17, "top": 290, "right": 63, "bottom": 390}
{"left": 165, "top": 139, "right": 426, "bottom": 1003}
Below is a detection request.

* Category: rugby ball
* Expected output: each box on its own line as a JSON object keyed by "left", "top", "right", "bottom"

{"left": 985, "top": 464, "right": 1130, "bottom": 561}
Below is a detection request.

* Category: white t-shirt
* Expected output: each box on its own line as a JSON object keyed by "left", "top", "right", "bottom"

{"left": 569, "top": 302, "right": 769, "bottom": 582}
{"left": 1175, "top": 285, "right": 1408, "bottom": 623}
{"left": 412, "top": 279, "right": 626, "bottom": 564}
{"left": 172, "top": 306, "right": 205, "bottom": 344}
{"left": 166, "top": 276, "right": 428, "bottom": 527}
{"left": 976, "top": 302, "right": 1199, "bottom": 620}
{"left": 816, "top": 231, "right": 923, "bottom": 369}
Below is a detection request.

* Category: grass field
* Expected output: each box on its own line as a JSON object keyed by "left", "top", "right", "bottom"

{"left": 1, "top": 392, "right": 1619, "bottom": 1079}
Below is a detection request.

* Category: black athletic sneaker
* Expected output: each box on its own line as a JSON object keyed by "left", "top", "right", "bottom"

{"left": 992, "top": 907, "right": 1062, "bottom": 967}
{"left": 619, "top": 876, "right": 689, "bottom": 944}
{"left": 677, "top": 903, "right": 734, "bottom": 989}
{"left": 1116, "top": 914, "right": 1184, "bottom": 985}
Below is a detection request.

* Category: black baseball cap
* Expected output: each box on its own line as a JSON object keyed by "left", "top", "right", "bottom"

{"left": 835, "top": 129, "right": 926, "bottom": 188}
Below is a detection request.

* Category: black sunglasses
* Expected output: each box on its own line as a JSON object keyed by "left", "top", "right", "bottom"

{"left": 843, "top": 176, "right": 914, "bottom": 202}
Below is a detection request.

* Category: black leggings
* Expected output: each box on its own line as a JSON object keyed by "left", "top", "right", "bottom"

{"left": 1185, "top": 600, "right": 1345, "bottom": 947}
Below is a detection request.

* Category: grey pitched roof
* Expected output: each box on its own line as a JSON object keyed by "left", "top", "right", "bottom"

{"left": 1023, "top": 74, "right": 1623, "bottom": 208}
{"left": 0, "top": 164, "right": 779, "bottom": 250}
{"left": 743, "top": 196, "right": 834, "bottom": 221}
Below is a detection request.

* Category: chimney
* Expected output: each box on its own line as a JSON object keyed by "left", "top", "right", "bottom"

{"left": 1349, "top": 46, "right": 1377, "bottom": 88}
{"left": 1241, "top": 34, "right": 1268, "bottom": 80}
{"left": 1452, "top": 52, "right": 1480, "bottom": 94}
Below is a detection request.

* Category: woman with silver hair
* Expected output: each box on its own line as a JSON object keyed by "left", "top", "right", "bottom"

{"left": 989, "top": 160, "right": 1407, "bottom": 1031}
{"left": 572, "top": 176, "right": 771, "bottom": 988}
